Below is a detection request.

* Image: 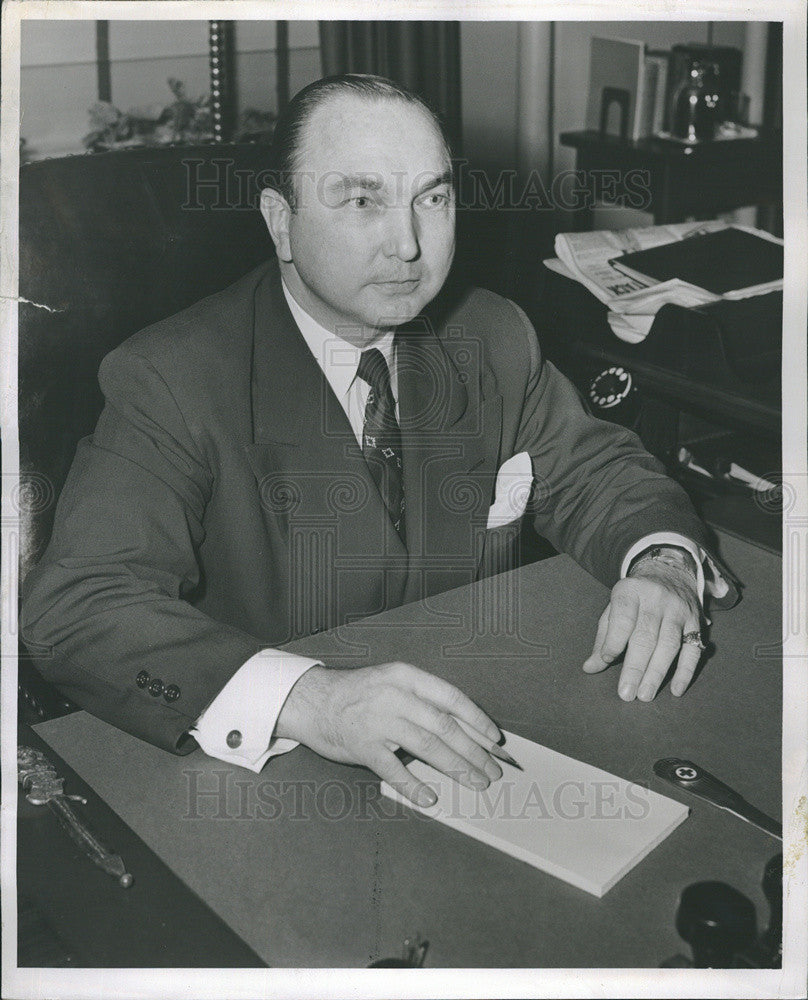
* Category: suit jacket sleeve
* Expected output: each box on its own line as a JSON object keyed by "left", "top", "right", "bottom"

{"left": 21, "top": 345, "right": 262, "bottom": 753}
{"left": 506, "top": 299, "right": 738, "bottom": 600}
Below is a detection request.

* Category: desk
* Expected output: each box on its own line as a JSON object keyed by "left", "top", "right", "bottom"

{"left": 16, "top": 724, "right": 265, "bottom": 968}
{"left": 26, "top": 530, "right": 781, "bottom": 968}
{"left": 539, "top": 270, "right": 781, "bottom": 435}
{"left": 560, "top": 130, "right": 783, "bottom": 231}
{"left": 536, "top": 268, "right": 782, "bottom": 552}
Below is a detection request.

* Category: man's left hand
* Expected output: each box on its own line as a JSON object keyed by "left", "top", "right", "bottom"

{"left": 582, "top": 551, "right": 703, "bottom": 701}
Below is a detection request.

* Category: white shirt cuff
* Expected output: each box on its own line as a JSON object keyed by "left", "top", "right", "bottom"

{"left": 190, "top": 649, "right": 321, "bottom": 772}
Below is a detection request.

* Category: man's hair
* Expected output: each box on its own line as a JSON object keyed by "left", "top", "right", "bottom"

{"left": 270, "top": 73, "right": 453, "bottom": 209}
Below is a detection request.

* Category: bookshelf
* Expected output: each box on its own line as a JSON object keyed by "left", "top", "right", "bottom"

{"left": 559, "top": 129, "right": 782, "bottom": 233}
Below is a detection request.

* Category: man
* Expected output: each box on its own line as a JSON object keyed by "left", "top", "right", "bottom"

{"left": 22, "top": 75, "right": 734, "bottom": 809}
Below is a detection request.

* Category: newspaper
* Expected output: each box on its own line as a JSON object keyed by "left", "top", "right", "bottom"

{"left": 544, "top": 219, "right": 783, "bottom": 343}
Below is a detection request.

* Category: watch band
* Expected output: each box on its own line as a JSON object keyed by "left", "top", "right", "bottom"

{"left": 629, "top": 544, "right": 698, "bottom": 579}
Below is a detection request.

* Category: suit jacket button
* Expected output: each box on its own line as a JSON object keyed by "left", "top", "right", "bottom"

{"left": 311, "top": 626, "right": 321, "bottom": 634}
{"left": 136, "top": 670, "right": 150, "bottom": 688}
{"left": 148, "top": 678, "right": 164, "bottom": 697}
{"left": 226, "top": 730, "right": 242, "bottom": 749}
{"left": 164, "top": 684, "right": 180, "bottom": 702}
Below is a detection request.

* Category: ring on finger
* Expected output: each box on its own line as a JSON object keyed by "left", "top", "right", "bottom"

{"left": 682, "top": 630, "right": 705, "bottom": 650}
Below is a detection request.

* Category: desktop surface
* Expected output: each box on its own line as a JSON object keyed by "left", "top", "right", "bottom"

{"left": 26, "top": 529, "right": 781, "bottom": 968}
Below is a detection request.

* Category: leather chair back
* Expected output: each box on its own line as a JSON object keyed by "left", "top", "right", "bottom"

{"left": 19, "top": 143, "right": 276, "bottom": 578}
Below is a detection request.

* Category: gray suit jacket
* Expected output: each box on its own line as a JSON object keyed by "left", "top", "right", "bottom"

{"left": 22, "top": 260, "right": 730, "bottom": 753}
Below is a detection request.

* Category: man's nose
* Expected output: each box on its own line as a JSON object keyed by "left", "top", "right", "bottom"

{"left": 382, "top": 207, "right": 419, "bottom": 261}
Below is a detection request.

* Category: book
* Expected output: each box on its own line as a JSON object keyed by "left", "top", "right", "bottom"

{"left": 381, "top": 730, "right": 689, "bottom": 898}
{"left": 609, "top": 227, "right": 784, "bottom": 296}
{"left": 585, "top": 36, "right": 646, "bottom": 140}
{"left": 638, "top": 55, "right": 659, "bottom": 138}
{"left": 646, "top": 51, "right": 670, "bottom": 135}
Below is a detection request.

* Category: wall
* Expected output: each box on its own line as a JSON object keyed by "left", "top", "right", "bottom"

{"left": 234, "top": 20, "right": 321, "bottom": 114}
{"left": 20, "top": 17, "right": 755, "bottom": 226}
{"left": 552, "top": 21, "right": 747, "bottom": 176}
{"left": 20, "top": 21, "right": 99, "bottom": 158}
{"left": 460, "top": 22, "right": 520, "bottom": 173}
{"left": 559, "top": 21, "right": 747, "bottom": 226}
{"left": 19, "top": 19, "right": 322, "bottom": 160}
{"left": 460, "top": 20, "right": 750, "bottom": 227}
{"left": 460, "top": 20, "right": 747, "bottom": 172}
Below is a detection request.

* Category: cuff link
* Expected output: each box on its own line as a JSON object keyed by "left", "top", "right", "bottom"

{"left": 226, "top": 729, "right": 242, "bottom": 749}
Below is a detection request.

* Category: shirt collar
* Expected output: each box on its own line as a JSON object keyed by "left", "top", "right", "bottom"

{"left": 281, "top": 278, "right": 396, "bottom": 401}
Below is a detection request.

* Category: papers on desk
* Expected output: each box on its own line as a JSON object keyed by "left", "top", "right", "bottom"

{"left": 381, "top": 731, "right": 689, "bottom": 898}
{"left": 610, "top": 227, "right": 784, "bottom": 298}
{"left": 544, "top": 220, "right": 783, "bottom": 344}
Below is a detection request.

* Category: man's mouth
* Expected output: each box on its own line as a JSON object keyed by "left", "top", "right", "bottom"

{"left": 373, "top": 278, "right": 421, "bottom": 292}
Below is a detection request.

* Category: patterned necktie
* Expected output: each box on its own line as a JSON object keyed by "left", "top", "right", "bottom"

{"left": 357, "top": 348, "right": 406, "bottom": 544}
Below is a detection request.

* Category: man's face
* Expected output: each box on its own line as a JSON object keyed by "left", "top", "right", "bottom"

{"left": 268, "top": 93, "right": 456, "bottom": 339}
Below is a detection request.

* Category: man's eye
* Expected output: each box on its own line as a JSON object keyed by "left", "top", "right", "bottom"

{"left": 349, "top": 195, "right": 374, "bottom": 208}
{"left": 418, "top": 192, "right": 450, "bottom": 208}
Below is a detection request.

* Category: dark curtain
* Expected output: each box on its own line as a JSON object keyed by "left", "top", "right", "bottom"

{"left": 762, "top": 22, "right": 783, "bottom": 237}
{"left": 763, "top": 21, "right": 782, "bottom": 132}
{"left": 319, "top": 21, "right": 462, "bottom": 153}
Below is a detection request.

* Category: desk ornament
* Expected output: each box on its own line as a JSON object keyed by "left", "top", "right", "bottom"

{"left": 18, "top": 745, "right": 133, "bottom": 888}
{"left": 654, "top": 757, "right": 781, "bottom": 840}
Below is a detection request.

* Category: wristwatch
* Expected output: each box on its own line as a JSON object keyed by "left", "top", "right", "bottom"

{"left": 629, "top": 544, "right": 698, "bottom": 579}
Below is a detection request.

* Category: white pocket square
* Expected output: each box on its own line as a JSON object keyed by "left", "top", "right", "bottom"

{"left": 486, "top": 451, "right": 533, "bottom": 529}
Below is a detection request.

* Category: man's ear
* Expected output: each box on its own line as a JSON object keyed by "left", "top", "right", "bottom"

{"left": 260, "top": 187, "right": 293, "bottom": 262}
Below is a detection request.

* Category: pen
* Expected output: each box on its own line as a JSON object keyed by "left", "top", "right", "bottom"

{"left": 395, "top": 721, "right": 524, "bottom": 772}
{"left": 456, "top": 718, "right": 523, "bottom": 771}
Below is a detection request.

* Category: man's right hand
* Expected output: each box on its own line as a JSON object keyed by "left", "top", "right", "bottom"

{"left": 274, "top": 662, "right": 503, "bottom": 807}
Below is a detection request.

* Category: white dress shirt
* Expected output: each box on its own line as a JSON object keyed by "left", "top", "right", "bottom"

{"left": 192, "top": 282, "right": 724, "bottom": 772}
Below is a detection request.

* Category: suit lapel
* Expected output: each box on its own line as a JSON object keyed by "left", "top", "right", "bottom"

{"left": 244, "top": 263, "right": 408, "bottom": 630}
{"left": 248, "top": 261, "right": 334, "bottom": 447}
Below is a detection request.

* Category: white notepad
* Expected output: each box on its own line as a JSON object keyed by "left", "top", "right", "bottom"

{"left": 381, "top": 731, "right": 689, "bottom": 897}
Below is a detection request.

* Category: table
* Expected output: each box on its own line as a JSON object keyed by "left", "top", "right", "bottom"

{"left": 559, "top": 129, "right": 783, "bottom": 231}
{"left": 24, "top": 530, "right": 781, "bottom": 968}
